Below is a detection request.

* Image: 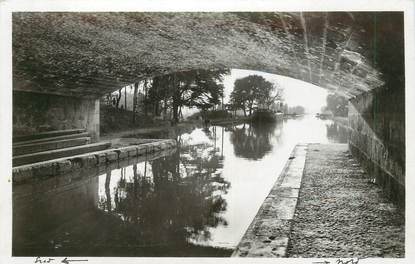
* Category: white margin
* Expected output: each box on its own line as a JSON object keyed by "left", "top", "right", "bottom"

{"left": 0, "top": 0, "right": 414, "bottom": 264}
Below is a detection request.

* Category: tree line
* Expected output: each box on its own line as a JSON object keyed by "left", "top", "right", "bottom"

{"left": 106, "top": 70, "right": 286, "bottom": 124}
{"left": 321, "top": 93, "right": 348, "bottom": 117}
{"left": 106, "top": 68, "right": 229, "bottom": 124}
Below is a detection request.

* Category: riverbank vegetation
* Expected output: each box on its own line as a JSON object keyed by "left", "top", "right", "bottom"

{"left": 101, "top": 68, "right": 229, "bottom": 134}
{"left": 229, "top": 75, "right": 284, "bottom": 117}
{"left": 320, "top": 93, "right": 348, "bottom": 117}
{"left": 101, "top": 71, "right": 291, "bottom": 135}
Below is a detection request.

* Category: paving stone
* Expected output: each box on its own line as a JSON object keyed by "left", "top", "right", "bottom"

{"left": 233, "top": 144, "right": 307, "bottom": 257}
{"left": 123, "top": 146, "right": 138, "bottom": 158}
{"left": 32, "top": 163, "right": 58, "bottom": 178}
{"left": 261, "top": 197, "right": 298, "bottom": 220}
{"left": 115, "top": 149, "right": 128, "bottom": 159}
{"left": 57, "top": 160, "right": 73, "bottom": 174}
{"left": 137, "top": 146, "right": 147, "bottom": 156}
{"left": 105, "top": 151, "right": 118, "bottom": 162}
{"left": 13, "top": 167, "right": 33, "bottom": 183}
{"left": 286, "top": 144, "right": 404, "bottom": 258}
{"left": 95, "top": 153, "right": 107, "bottom": 165}
{"left": 268, "top": 187, "right": 300, "bottom": 198}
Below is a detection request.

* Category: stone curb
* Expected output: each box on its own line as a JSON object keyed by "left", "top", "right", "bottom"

{"left": 12, "top": 139, "right": 177, "bottom": 184}
{"left": 232, "top": 144, "right": 308, "bottom": 257}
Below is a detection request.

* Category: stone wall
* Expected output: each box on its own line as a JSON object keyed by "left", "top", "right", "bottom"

{"left": 13, "top": 91, "right": 100, "bottom": 141}
{"left": 346, "top": 11, "right": 405, "bottom": 207}
{"left": 348, "top": 87, "right": 405, "bottom": 207}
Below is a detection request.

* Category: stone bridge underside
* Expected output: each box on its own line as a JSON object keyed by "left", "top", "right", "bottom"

{"left": 12, "top": 12, "right": 405, "bottom": 206}
{"left": 13, "top": 12, "right": 403, "bottom": 98}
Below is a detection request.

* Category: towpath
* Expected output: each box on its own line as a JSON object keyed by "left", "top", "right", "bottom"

{"left": 233, "top": 143, "right": 404, "bottom": 258}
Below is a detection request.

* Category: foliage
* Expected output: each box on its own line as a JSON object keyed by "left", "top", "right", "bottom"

{"left": 146, "top": 69, "right": 229, "bottom": 123}
{"left": 322, "top": 93, "right": 348, "bottom": 117}
{"left": 206, "top": 110, "right": 232, "bottom": 120}
{"left": 285, "top": 105, "right": 305, "bottom": 115}
{"left": 187, "top": 110, "right": 232, "bottom": 121}
{"left": 251, "top": 110, "right": 278, "bottom": 123}
{"left": 229, "top": 75, "right": 283, "bottom": 116}
{"left": 230, "top": 122, "right": 280, "bottom": 160}
{"left": 97, "top": 133, "right": 230, "bottom": 247}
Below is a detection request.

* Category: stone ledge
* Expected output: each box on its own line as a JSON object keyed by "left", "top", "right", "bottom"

{"left": 12, "top": 139, "right": 177, "bottom": 184}
{"left": 13, "top": 137, "right": 91, "bottom": 156}
{"left": 12, "top": 141, "right": 111, "bottom": 167}
{"left": 13, "top": 132, "right": 91, "bottom": 146}
{"left": 232, "top": 144, "right": 308, "bottom": 257}
{"left": 13, "top": 128, "right": 86, "bottom": 142}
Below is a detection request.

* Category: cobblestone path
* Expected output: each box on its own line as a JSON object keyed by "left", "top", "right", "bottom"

{"left": 287, "top": 144, "right": 404, "bottom": 258}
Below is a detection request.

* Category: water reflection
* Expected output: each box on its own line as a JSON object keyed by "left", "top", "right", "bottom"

{"left": 326, "top": 122, "right": 349, "bottom": 143}
{"left": 97, "top": 143, "right": 230, "bottom": 248}
{"left": 230, "top": 122, "right": 281, "bottom": 160}
{"left": 13, "top": 115, "right": 348, "bottom": 256}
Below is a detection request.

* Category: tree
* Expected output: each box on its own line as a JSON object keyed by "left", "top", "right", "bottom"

{"left": 323, "top": 93, "right": 348, "bottom": 117}
{"left": 286, "top": 105, "right": 305, "bottom": 115}
{"left": 115, "top": 88, "right": 122, "bottom": 109}
{"left": 97, "top": 135, "right": 230, "bottom": 248}
{"left": 132, "top": 82, "right": 139, "bottom": 123}
{"left": 146, "top": 69, "right": 229, "bottom": 123}
{"left": 147, "top": 74, "right": 174, "bottom": 117}
{"left": 230, "top": 75, "right": 282, "bottom": 116}
{"left": 230, "top": 122, "right": 280, "bottom": 160}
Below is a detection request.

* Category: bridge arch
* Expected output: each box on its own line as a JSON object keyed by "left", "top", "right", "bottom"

{"left": 12, "top": 12, "right": 405, "bottom": 204}
{"left": 13, "top": 12, "right": 402, "bottom": 97}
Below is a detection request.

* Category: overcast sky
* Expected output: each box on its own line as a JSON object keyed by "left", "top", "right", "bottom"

{"left": 222, "top": 69, "right": 328, "bottom": 113}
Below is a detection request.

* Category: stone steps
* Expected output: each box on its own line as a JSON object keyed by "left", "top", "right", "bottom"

{"left": 13, "top": 132, "right": 91, "bottom": 146}
{"left": 13, "top": 137, "right": 91, "bottom": 156}
{"left": 12, "top": 139, "right": 177, "bottom": 184}
{"left": 13, "top": 142, "right": 111, "bottom": 167}
{"left": 13, "top": 129, "right": 86, "bottom": 143}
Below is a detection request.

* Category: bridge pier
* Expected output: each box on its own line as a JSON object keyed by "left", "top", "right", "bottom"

{"left": 13, "top": 91, "right": 100, "bottom": 142}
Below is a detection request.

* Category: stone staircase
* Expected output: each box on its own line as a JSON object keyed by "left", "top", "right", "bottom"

{"left": 13, "top": 129, "right": 111, "bottom": 167}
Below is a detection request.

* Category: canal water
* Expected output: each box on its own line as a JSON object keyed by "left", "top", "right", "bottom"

{"left": 13, "top": 115, "right": 348, "bottom": 257}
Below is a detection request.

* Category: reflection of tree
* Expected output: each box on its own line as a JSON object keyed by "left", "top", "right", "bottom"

{"left": 104, "top": 172, "right": 112, "bottom": 212}
{"left": 98, "top": 138, "right": 230, "bottom": 248}
{"left": 326, "top": 123, "right": 349, "bottom": 143}
{"left": 202, "top": 126, "right": 220, "bottom": 150}
{"left": 230, "top": 121, "right": 280, "bottom": 160}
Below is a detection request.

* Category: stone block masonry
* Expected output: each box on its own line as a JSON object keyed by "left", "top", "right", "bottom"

{"left": 233, "top": 143, "right": 404, "bottom": 258}
{"left": 12, "top": 139, "right": 177, "bottom": 184}
{"left": 232, "top": 144, "right": 307, "bottom": 257}
{"left": 13, "top": 91, "right": 100, "bottom": 142}
{"left": 348, "top": 87, "right": 405, "bottom": 207}
{"left": 14, "top": 13, "right": 401, "bottom": 98}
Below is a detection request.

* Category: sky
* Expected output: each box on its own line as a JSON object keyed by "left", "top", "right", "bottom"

{"left": 222, "top": 69, "right": 328, "bottom": 114}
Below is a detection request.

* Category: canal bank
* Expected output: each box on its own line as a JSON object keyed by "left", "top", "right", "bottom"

{"left": 233, "top": 143, "right": 404, "bottom": 257}
{"left": 12, "top": 138, "right": 177, "bottom": 184}
{"left": 13, "top": 116, "right": 393, "bottom": 257}
{"left": 232, "top": 144, "right": 308, "bottom": 257}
